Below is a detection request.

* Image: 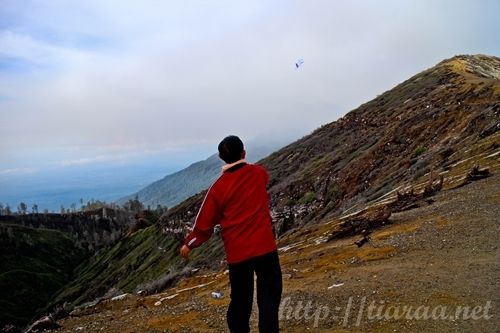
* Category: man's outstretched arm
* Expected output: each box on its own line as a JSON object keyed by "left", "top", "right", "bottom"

{"left": 180, "top": 189, "right": 220, "bottom": 257}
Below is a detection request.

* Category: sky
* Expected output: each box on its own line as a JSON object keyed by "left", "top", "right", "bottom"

{"left": 0, "top": 0, "right": 499, "bottom": 209}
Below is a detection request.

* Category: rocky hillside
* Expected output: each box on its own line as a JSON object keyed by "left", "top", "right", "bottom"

{"left": 160, "top": 54, "right": 499, "bottom": 237}
{"left": 265, "top": 54, "right": 499, "bottom": 233}
{"left": 118, "top": 145, "right": 280, "bottom": 209}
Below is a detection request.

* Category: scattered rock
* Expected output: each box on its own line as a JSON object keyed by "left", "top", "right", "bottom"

{"left": 211, "top": 291, "right": 223, "bottom": 299}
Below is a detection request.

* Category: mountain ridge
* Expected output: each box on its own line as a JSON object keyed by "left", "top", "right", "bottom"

{"left": 118, "top": 145, "right": 281, "bottom": 209}
{"left": 7, "top": 54, "right": 498, "bottom": 332}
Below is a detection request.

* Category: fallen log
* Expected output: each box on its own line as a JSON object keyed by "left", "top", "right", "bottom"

{"left": 466, "top": 165, "right": 490, "bottom": 181}
{"left": 25, "top": 315, "right": 61, "bottom": 333}
{"left": 423, "top": 172, "right": 444, "bottom": 197}
{"left": 390, "top": 172, "right": 443, "bottom": 212}
{"left": 452, "top": 164, "right": 492, "bottom": 189}
{"left": 327, "top": 205, "right": 391, "bottom": 242}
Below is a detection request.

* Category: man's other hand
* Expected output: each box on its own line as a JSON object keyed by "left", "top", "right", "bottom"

{"left": 180, "top": 245, "right": 191, "bottom": 258}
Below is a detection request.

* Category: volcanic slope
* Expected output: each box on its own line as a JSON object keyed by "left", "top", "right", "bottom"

{"left": 43, "top": 54, "right": 499, "bottom": 332}
{"left": 48, "top": 157, "right": 499, "bottom": 333}
{"left": 159, "top": 54, "right": 500, "bottom": 236}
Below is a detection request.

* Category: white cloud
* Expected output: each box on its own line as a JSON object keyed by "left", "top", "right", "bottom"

{"left": 0, "top": 30, "right": 79, "bottom": 65}
{"left": 0, "top": 167, "right": 37, "bottom": 175}
{"left": 57, "top": 155, "right": 121, "bottom": 167}
{"left": 0, "top": 0, "right": 499, "bottom": 169}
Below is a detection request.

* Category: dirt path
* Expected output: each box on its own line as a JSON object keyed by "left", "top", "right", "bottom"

{"left": 51, "top": 174, "right": 499, "bottom": 333}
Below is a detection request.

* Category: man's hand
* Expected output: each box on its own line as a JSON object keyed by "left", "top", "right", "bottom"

{"left": 180, "top": 244, "right": 191, "bottom": 258}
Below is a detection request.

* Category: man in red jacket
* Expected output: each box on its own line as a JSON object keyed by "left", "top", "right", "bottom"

{"left": 180, "top": 135, "right": 282, "bottom": 333}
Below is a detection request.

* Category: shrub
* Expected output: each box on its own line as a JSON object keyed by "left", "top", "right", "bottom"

{"left": 327, "top": 184, "right": 343, "bottom": 201}
{"left": 135, "top": 266, "right": 191, "bottom": 296}
{"left": 299, "top": 192, "right": 316, "bottom": 204}
{"left": 413, "top": 146, "right": 426, "bottom": 157}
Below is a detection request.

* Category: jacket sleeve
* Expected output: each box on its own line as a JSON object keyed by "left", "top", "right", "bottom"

{"left": 183, "top": 187, "right": 221, "bottom": 249}
{"left": 258, "top": 164, "right": 270, "bottom": 186}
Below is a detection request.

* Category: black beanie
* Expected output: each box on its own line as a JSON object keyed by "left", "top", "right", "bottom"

{"left": 218, "top": 135, "right": 244, "bottom": 163}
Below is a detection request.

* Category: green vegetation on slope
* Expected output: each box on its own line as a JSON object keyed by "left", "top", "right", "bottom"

{"left": 119, "top": 154, "right": 223, "bottom": 209}
{"left": 51, "top": 224, "right": 225, "bottom": 307}
{"left": 0, "top": 223, "right": 87, "bottom": 328}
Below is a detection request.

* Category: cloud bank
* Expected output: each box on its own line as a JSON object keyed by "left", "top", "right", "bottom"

{"left": 0, "top": 0, "right": 499, "bottom": 169}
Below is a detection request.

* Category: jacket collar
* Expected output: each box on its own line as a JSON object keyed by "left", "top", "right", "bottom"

{"left": 222, "top": 159, "right": 248, "bottom": 173}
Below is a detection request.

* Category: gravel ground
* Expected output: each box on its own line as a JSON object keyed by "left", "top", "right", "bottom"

{"left": 277, "top": 173, "right": 499, "bottom": 333}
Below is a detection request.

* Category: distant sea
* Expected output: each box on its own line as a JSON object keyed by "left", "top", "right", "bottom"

{"left": 0, "top": 151, "right": 211, "bottom": 212}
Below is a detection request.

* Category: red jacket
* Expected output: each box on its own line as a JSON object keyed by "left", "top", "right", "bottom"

{"left": 183, "top": 162, "right": 277, "bottom": 264}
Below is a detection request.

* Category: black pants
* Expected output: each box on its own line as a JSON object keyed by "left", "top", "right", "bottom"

{"left": 227, "top": 250, "right": 282, "bottom": 333}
